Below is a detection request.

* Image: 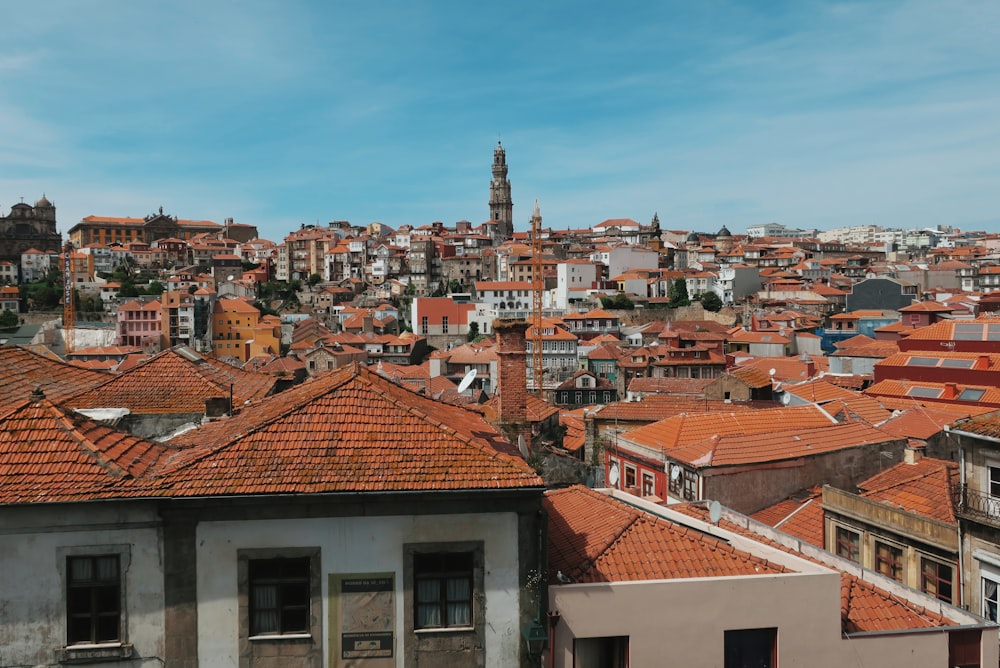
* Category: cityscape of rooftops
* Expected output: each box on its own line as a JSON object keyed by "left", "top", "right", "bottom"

{"left": 2, "top": 1, "right": 999, "bottom": 241}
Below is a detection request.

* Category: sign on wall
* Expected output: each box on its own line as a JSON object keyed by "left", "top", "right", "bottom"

{"left": 329, "top": 573, "right": 395, "bottom": 667}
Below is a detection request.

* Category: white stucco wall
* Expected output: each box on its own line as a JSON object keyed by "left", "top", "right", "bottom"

{"left": 0, "top": 503, "right": 165, "bottom": 667}
{"left": 196, "top": 511, "right": 523, "bottom": 667}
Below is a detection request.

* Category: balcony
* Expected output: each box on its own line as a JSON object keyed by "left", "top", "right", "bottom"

{"left": 955, "top": 484, "right": 1000, "bottom": 528}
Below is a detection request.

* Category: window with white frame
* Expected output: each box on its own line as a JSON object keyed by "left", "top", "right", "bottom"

{"left": 984, "top": 574, "right": 999, "bottom": 622}
{"left": 989, "top": 463, "right": 1000, "bottom": 498}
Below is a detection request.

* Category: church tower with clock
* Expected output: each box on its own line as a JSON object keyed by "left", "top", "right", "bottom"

{"left": 488, "top": 140, "right": 513, "bottom": 240}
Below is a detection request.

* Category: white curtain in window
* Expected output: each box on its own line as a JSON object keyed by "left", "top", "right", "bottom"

{"left": 985, "top": 579, "right": 999, "bottom": 622}
{"left": 446, "top": 578, "right": 471, "bottom": 626}
{"left": 417, "top": 580, "right": 441, "bottom": 627}
{"left": 253, "top": 585, "right": 278, "bottom": 633}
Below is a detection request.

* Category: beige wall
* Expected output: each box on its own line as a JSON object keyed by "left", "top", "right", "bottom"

{"left": 548, "top": 573, "right": 961, "bottom": 668}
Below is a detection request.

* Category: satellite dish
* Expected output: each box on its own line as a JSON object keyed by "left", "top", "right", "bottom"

{"left": 780, "top": 392, "right": 791, "bottom": 405}
{"left": 608, "top": 463, "right": 620, "bottom": 487}
{"left": 768, "top": 368, "right": 777, "bottom": 377}
{"left": 709, "top": 500, "right": 722, "bottom": 525}
{"left": 457, "top": 368, "right": 477, "bottom": 393}
{"left": 670, "top": 465, "right": 681, "bottom": 481}
{"left": 517, "top": 434, "right": 529, "bottom": 458}
{"left": 227, "top": 275, "right": 235, "bottom": 282}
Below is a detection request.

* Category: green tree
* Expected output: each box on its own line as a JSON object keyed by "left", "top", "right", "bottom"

{"left": 145, "top": 280, "right": 165, "bottom": 295}
{"left": 667, "top": 278, "right": 691, "bottom": 308}
{"left": 308, "top": 273, "right": 322, "bottom": 287}
{"left": 0, "top": 309, "right": 19, "bottom": 328}
{"left": 467, "top": 321, "right": 480, "bottom": 342}
{"left": 599, "top": 293, "right": 634, "bottom": 310}
{"left": 700, "top": 292, "right": 723, "bottom": 312}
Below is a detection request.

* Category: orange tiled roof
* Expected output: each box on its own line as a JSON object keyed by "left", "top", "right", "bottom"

{"left": 66, "top": 347, "right": 276, "bottom": 414}
{"left": 750, "top": 487, "right": 824, "bottom": 547}
{"left": 783, "top": 379, "right": 859, "bottom": 404}
{"left": 0, "top": 345, "right": 111, "bottom": 408}
{"left": 155, "top": 363, "right": 542, "bottom": 495}
{"left": 623, "top": 404, "right": 835, "bottom": 452}
{"left": 821, "top": 396, "right": 893, "bottom": 425}
{"left": 0, "top": 394, "right": 169, "bottom": 504}
{"left": 626, "top": 377, "right": 713, "bottom": 395}
{"left": 857, "top": 457, "right": 958, "bottom": 524}
{"left": 593, "top": 396, "right": 755, "bottom": 423}
{"left": 544, "top": 486, "right": 786, "bottom": 584}
{"left": 667, "top": 421, "right": 895, "bottom": 468}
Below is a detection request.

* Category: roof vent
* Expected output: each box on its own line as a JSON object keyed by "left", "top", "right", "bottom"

{"left": 30, "top": 386, "right": 45, "bottom": 403}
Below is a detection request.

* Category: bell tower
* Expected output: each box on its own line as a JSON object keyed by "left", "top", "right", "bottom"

{"left": 489, "top": 140, "right": 513, "bottom": 240}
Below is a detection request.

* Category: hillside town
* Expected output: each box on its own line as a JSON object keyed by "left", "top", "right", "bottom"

{"left": 2, "top": 143, "right": 1000, "bottom": 667}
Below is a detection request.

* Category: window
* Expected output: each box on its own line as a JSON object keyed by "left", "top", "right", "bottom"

{"left": 921, "top": 558, "right": 954, "bottom": 604}
{"left": 683, "top": 469, "right": 697, "bottom": 501}
{"left": 989, "top": 464, "right": 1000, "bottom": 498}
{"left": 835, "top": 526, "right": 860, "bottom": 563}
{"left": 441, "top": 316, "right": 448, "bottom": 334}
{"left": 248, "top": 557, "right": 311, "bottom": 636}
{"left": 642, "top": 472, "right": 655, "bottom": 497}
{"left": 983, "top": 575, "right": 999, "bottom": 622}
{"left": 421, "top": 317, "right": 428, "bottom": 335}
{"left": 725, "top": 627, "right": 776, "bottom": 668}
{"left": 624, "top": 465, "right": 637, "bottom": 489}
{"left": 67, "top": 555, "right": 120, "bottom": 644}
{"left": 574, "top": 636, "right": 628, "bottom": 667}
{"left": 875, "top": 541, "right": 904, "bottom": 581}
{"left": 414, "top": 551, "right": 474, "bottom": 629}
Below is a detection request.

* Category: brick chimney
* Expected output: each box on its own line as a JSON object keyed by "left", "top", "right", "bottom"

{"left": 943, "top": 382, "right": 959, "bottom": 400}
{"left": 903, "top": 442, "right": 924, "bottom": 465}
{"left": 494, "top": 320, "right": 529, "bottom": 425}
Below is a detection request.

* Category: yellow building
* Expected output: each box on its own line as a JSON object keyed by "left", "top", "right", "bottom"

{"left": 212, "top": 298, "right": 280, "bottom": 363}
{"left": 67, "top": 208, "right": 221, "bottom": 247}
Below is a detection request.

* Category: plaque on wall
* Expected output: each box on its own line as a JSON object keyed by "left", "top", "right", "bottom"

{"left": 329, "top": 573, "right": 395, "bottom": 667}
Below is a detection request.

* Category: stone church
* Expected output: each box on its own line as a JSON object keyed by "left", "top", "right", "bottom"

{"left": 0, "top": 196, "right": 61, "bottom": 267}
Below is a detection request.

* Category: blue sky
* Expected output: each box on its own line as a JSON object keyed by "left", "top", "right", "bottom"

{"left": 2, "top": 0, "right": 999, "bottom": 241}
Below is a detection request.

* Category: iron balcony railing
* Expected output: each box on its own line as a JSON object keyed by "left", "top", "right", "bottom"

{"left": 955, "top": 484, "right": 1000, "bottom": 527}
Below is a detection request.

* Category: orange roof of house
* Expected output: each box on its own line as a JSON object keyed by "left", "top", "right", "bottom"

{"left": 66, "top": 347, "right": 276, "bottom": 414}
{"left": 668, "top": 421, "right": 895, "bottom": 468}
{"left": 593, "top": 396, "right": 753, "bottom": 423}
{"left": 750, "top": 487, "right": 824, "bottom": 547}
{"left": 734, "top": 355, "right": 828, "bottom": 381}
{"left": 156, "top": 363, "right": 542, "bottom": 495}
{"left": 544, "top": 486, "right": 787, "bottom": 584}
{"left": 903, "top": 317, "right": 1000, "bottom": 342}
{"left": 865, "top": 379, "right": 1000, "bottom": 405}
{"left": 0, "top": 394, "right": 169, "bottom": 504}
{"left": 623, "top": 404, "right": 835, "bottom": 452}
{"left": 820, "top": 396, "right": 894, "bottom": 425}
{"left": 0, "top": 345, "right": 111, "bottom": 408}
{"left": 783, "top": 379, "right": 860, "bottom": 404}
{"left": 857, "top": 457, "right": 958, "bottom": 525}
{"left": 626, "top": 377, "right": 713, "bottom": 395}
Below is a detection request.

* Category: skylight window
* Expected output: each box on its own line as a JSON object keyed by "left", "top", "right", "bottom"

{"left": 907, "top": 387, "right": 943, "bottom": 399}
{"left": 958, "top": 388, "right": 986, "bottom": 402}
{"left": 941, "top": 359, "right": 974, "bottom": 369}
{"left": 908, "top": 357, "right": 938, "bottom": 366}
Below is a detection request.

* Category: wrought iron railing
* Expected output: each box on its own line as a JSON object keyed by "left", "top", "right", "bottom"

{"left": 955, "top": 484, "right": 1000, "bottom": 527}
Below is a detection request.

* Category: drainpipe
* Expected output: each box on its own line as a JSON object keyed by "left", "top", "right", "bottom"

{"left": 951, "top": 425, "right": 967, "bottom": 608}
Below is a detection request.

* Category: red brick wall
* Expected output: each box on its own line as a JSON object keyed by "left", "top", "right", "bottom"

{"left": 494, "top": 320, "right": 529, "bottom": 426}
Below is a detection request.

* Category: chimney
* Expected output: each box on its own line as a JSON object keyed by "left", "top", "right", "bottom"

{"left": 944, "top": 382, "right": 959, "bottom": 400}
{"left": 903, "top": 443, "right": 924, "bottom": 465}
{"left": 978, "top": 354, "right": 991, "bottom": 370}
{"left": 362, "top": 315, "right": 374, "bottom": 334}
{"left": 494, "top": 320, "right": 529, "bottom": 426}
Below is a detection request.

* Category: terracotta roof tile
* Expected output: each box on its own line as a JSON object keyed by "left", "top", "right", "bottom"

{"left": 0, "top": 345, "right": 111, "bottom": 408}
{"left": 623, "top": 404, "right": 835, "bottom": 452}
{"left": 750, "top": 488, "right": 824, "bottom": 547}
{"left": 544, "top": 487, "right": 786, "bottom": 583}
{"left": 858, "top": 457, "right": 958, "bottom": 524}
{"left": 66, "top": 347, "right": 276, "bottom": 414}
{"left": 156, "top": 363, "right": 542, "bottom": 495}
{"left": 0, "top": 396, "right": 169, "bottom": 504}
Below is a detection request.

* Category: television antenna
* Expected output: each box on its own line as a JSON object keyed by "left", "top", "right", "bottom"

{"left": 457, "top": 368, "right": 477, "bottom": 393}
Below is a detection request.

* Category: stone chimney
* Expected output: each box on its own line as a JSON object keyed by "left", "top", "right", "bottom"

{"left": 903, "top": 443, "right": 924, "bottom": 465}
